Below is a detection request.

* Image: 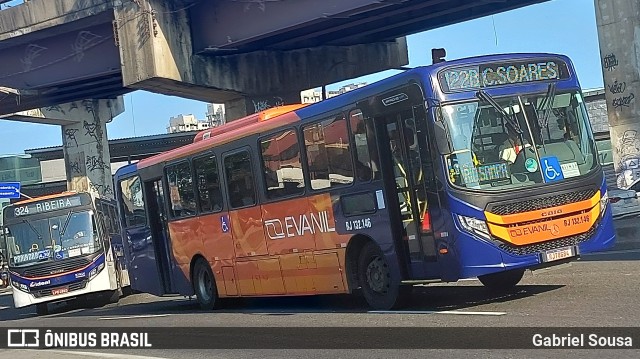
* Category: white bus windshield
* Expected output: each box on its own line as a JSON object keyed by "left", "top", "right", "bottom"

{"left": 5, "top": 210, "right": 101, "bottom": 267}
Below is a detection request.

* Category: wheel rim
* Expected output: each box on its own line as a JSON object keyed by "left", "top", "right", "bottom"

{"left": 365, "top": 256, "right": 389, "bottom": 294}
{"left": 197, "top": 266, "right": 212, "bottom": 303}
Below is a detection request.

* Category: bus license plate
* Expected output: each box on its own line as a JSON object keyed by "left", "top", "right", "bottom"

{"left": 51, "top": 287, "right": 69, "bottom": 296}
{"left": 543, "top": 246, "right": 575, "bottom": 262}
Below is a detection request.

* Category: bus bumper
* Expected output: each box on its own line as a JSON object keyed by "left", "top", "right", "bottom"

{"left": 12, "top": 265, "right": 112, "bottom": 309}
{"left": 454, "top": 207, "right": 616, "bottom": 279}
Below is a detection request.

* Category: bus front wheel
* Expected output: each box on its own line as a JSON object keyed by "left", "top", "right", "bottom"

{"left": 478, "top": 268, "right": 525, "bottom": 291}
{"left": 192, "top": 258, "right": 218, "bottom": 310}
{"left": 357, "top": 242, "right": 403, "bottom": 310}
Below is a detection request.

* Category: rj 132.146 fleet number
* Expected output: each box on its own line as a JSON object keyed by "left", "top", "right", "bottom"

{"left": 345, "top": 218, "right": 372, "bottom": 231}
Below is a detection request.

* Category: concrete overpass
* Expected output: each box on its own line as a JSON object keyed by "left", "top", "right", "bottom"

{"left": 0, "top": 0, "right": 550, "bottom": 116}
{"left": 0, "top": 0, "right": 550, "bottom": 199}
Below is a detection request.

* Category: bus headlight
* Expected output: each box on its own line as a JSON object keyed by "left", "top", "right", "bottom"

{"left": 600, "top": 191, "right": 608, "bottom": 215}
{"left": 457, "top": 215, "right": 490, "bottom": 239}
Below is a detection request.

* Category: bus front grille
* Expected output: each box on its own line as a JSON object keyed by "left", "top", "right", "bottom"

{"left": 32, "top": 281, "right": 87, "bottom": 298}
{"left": 22, "top": 257, "right": 92, "bottom": 278}
{"left": 497, "top": 225, "right": 596, "bottom": 256}
{"left": 488, "top": 189, "right": 597, "bottom": 216}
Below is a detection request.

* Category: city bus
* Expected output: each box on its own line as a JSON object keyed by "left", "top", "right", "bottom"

{"left": 114, "top": 53, "right": 615, "bottom": 310}
{"left": 2, "top": 192, "right": 129, "bottom": 315}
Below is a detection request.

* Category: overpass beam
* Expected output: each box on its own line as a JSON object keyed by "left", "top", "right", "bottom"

{"left": 595, "top": 0, "right": 640, "bottom": 188}
{"left": 114, "top": 0, "right": 408, "bottom": 112}
{"left": 46, "top": 98, "right": 124, "bottom": 200}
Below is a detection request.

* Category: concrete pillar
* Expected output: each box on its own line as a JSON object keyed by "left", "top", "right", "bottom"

{"left": 595, "top": 0, "right": 640, "bottom": 188}
{"left": 42, "top": 98, "right": 124, "bottom": 200}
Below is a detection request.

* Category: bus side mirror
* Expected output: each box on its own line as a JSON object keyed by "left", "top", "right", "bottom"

{"left": 434, "top": 121, "right": 452, "bottom": 155}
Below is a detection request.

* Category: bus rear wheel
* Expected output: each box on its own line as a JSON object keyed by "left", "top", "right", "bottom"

{"left": 35, "top": 303, "right": 48, "bottom": 316}
{"left": 357, "top": 242, "right": 403, "bottom": 310}
{"left": 478, "top": 268, "right": 525, "bottom": 291}
{"left": 192, "top": 258, "right": 218, "bottom": 310}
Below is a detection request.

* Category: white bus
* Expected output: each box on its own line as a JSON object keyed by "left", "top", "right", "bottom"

{"left": 2, "top": 191, "right": 129, "bottom": 315}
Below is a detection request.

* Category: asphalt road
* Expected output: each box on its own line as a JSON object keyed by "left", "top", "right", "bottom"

{"left": 1, "top": 248, "right": 639, "bottom": 358}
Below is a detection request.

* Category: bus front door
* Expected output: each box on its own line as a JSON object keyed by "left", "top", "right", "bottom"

{"left": 381, "top": 108, "right": 438, "bottom": 275}
{"left": 144, "top": 179, "right": 175, "bottom": 294}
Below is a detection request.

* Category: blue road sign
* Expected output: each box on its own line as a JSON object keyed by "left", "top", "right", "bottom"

{"left": 0, "top": 182, "right": 20, "bottom": 199}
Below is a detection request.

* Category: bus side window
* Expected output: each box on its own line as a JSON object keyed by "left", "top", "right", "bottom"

{"left": 303, "top": 115, "right": 354, "bottom": 190}
{"left": 194, "top": 154, "right": 223, "bottom": 213}
{"left": 165, "top": 161, "right": 197, "bottom": 218}
{"left": 349, "top": 109, "right": 380, "bottom": 182}
{"left": 224, "top": 151, "right": 256, "bottom": 209}
{"left": 118, "top": 176, "right": 147, "bottom": 227}
{"left": 260, "top": 129, "right": 305, "bottom": 200}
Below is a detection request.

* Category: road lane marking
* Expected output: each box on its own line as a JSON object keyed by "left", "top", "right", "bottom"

{"left": 98, "top": 314, "right": 170, "bottom": 320}
{"left": 19, "top": 349, "right": 169, "bottom": 359}
{"left": 584, "top": 248, "right": 640, "bottom": 255}
{"left": 368, "top": 310, "right": 506, "bottom": 316}
{"left": 0, "top": 306, "right": 9, "bottom": 310}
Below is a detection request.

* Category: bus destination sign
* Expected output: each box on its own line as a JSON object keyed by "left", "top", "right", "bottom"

{"left": 439, "top": 59, "right": 570, "bottom": 92}
{"left": 11, "top": 196, "right": 84, "bottom": 218}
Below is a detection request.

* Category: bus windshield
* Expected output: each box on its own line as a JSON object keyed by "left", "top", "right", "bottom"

{"left": 440, "top": 90, "right": 597, "bottom": 191}
{"left": 5, "top": 210, "right": 101, "bottom": 267}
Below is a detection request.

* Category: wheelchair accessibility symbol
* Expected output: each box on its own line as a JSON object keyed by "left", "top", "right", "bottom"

{"left": 541, "top": 156, "right": 564, "bottom": 183}
{"left": 221, "top": 215, "right": 230, "bottom": 233}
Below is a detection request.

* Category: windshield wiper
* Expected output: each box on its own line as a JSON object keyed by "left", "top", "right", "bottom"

{"left": 536, "top": 83, "right": 557, "bottom": 128}
{"left": 22, "top": 219, "right": 43, "bottom": 241}
{"left": 476, "top": 90, "right": 523, "bottom": 135}
{"left": 60, "top": 211, "right": 73, "bottom": 236}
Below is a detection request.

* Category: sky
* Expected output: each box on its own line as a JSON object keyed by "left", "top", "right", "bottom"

{"left": 0, "top": 0, "right": 604, "bottom": 155}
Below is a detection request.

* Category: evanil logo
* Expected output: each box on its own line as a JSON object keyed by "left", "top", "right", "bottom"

{"left": 29, "top": 280, "right": 51, "bottom": 288}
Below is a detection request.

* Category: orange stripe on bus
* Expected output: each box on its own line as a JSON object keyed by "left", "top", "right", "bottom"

{"left": 484, "top": 191, "right": 600, "bottom": 225}
{"left": 487, "top": 204, "right": 600, "bottom": 246}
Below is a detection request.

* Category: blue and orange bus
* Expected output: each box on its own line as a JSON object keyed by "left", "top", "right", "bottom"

{"left": 114, "top": 53, "right": 615, "bottom": 310}
{"left": 2, "top": 192, "right": 130, "bottom": 314}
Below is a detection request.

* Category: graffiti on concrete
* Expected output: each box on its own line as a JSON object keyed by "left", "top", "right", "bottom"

{"left": 608, "top": 80, "right": 626, "bottom": 95}
{"left": 89, "top": 182, "right": 113, "bottom": 197}
{"left": 45, "top": 105, "right": 66, "bottom": 115}
{"left": 72, "top": 31, "right": 103, "bottom": 62}
{"left": 64, "top": 128, "right": 79, "bottom": 147}
{"left": 603, "top": 53, "right": 618, "bottom": 71}
{"left": 615, "top": 130, "right": 640, "bottom": 188}
{"left": 252, "top": 96, "right": 285, "bottom": 113}
{"left": 21, "top": 44, "right": 47, "bottom": 72}
{"left": 86, "top": 155, "right": 109, "bottom": 172}
{"left": 612, "top": 93, "right": 635, "bottom": 110}
{"left": 81, "top": 100, "right": 95, "bottom": 115}
{"left": 68, "top": 102, "right": 79, "bottom": 112}
{"left": 83, "top": 120, "right": 99, "bottom": 142}
{"left": 69, "top": 160, "right": 82, "bottom": 175}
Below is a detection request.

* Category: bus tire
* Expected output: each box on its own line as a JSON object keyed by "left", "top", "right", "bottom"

{"left": 478, "top": 268, "right": 525, "bottom": 291}
{"left": 357, "top": 242, "right": 403, "bottom": 310}
{"left": 192, "top": 258, "right": 218, "bottom": 310}
{"left": 35, "top": 303, "right": 49, "bottom": 316}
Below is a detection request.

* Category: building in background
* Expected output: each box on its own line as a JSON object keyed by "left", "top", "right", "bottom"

{"left": 327, "top": 82, "right": 368, "bottom": 98}
{"left": 167, "top": 114, "right": 210, "bottom": 133}
{"left": 301, "top": 83, "right": 369, "bottom": 104}
{"left": 206, "top": 103, "right": 226, "bottom": 128}
{"left": 301, "top": 89, "right": 323, "bottom": 104}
